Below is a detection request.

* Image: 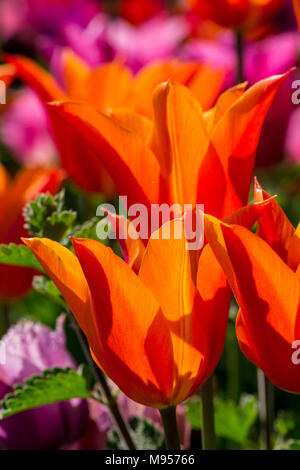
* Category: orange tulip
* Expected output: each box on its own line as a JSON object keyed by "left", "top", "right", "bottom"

{"left": 44, "top": 71, "right": 290, "bottom": 222}
{"left": 293, "top": 0, "right": 300, "bottom": 30}
{"left": 23, "top": 193, "right": 272, "bottom": 407}
{"left": 204, "top": 187, "right": 300, "bottom": 394}
{"left": 6, "top": 52, "right": 224, "bottom": 193}
{"left": 0, "top": 165, "right": 64, "bottom": 300}
{"left": 187, "top": 0, "right": 284, "bottom": 31}
{"left": 0, "top": 64, "right": 16, "bottom": 87}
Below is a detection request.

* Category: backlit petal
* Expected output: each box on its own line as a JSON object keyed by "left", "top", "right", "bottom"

{"left": 73, "top": 238, "right": 174, "bottom": 407}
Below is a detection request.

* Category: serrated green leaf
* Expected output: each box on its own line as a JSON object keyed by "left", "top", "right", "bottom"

{"left": 63, "top": 217, "right": 100, "bottom": 247}
{"left": 0, "top": 367, "right": 91, "bottom": 418}
{"left": 0, "top": 243, "right": 43, "bottom": 271}
{"left": 23, "top": 190, "right": 77, "bottom": 241}
{"left": 186, "top": 394, "right": 258, "bottom": 444}
{"left": 108, "top": 416, "right": 165, "bottom": 451}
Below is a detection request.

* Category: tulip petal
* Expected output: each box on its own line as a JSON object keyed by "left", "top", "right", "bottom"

{"left": 22, "top": 238, "right": 90, "bottom": 329}
{"left": 133, "top": 61, "right": 224, "bottom": 117}
{"left": 150, "top": 81, "right": 209, "bottom": 206}
{"left": 0, "top": 64, "right": 16, "bottom": 87}
{"left": 196, "top": 196, "right": 274, "bottom": 383}
{"left": 254, "top": 178, "right": 295, "bottom": 263}
{"left": 0, "top": 164, "right": 10, "bottom": 199}
{"left": 108, "top": 109, "right": 152, "bottom": 141}
{"left": 84, "top": 62, "right": 133, "bottom": 111}
{"left": 6, "top": 55, "right": 111, "bottom": 194}
{"left": 46, "top": 104, "right": 114, "bottom": 193}
{"left": 138, "top": 216, "right": 207, "bottom": 403}
{"left": 205, "top": 216, "right": 300, "bottom": 393}
{"left": 103, "top": 209, "right": 146, "bottom": 273}
{"left": 235, "top": 309, "right": 263, "bottom": 369}
{"left": 206, "top": 82, "right": 248, "bottom": 133}
{"left": 61, "top": 49, "right": 90, "bottom": 99}
{"left": 6, "top": 55, "right": 65, "bottom": 101}
{"left": 0, "top": 168, "right": 64, "bottom": 242}
{"left": 47, "top": 100, "right": 162, "bottom": 209}
{"left": 293, "top": 0, "right": 300, "bottom": 29}
{"left": 73, "top": 238, "right": 174, "bottom": 407}
{"left": 288, "top": 223, "right": 300, "bottom": 272}
{"left": 209, "top": 71, "right": 292, "bottom": 218}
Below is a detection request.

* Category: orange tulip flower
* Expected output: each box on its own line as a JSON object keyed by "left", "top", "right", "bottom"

{"left": 204, "top": 186, "right": 300, "bottom": 394}
{"left": 6, "top": 52, "right": 224, "bottom": 193}
{"left": 0, "top": 64, "right": 15, "bottom": 87}
{"left": 293, "top": 0, "right": 300, "bottom": 30}
{"left": 23, "top": 194, "right": 272, "bottom": 407}
{"left": 0, "top": 165, "right": 64, "bottom": 300}
{"left": 43, "top": 71, "right": 290, "bottom": 223}
{"left": 187, "top": 0, "right": 284, "bottom": 31}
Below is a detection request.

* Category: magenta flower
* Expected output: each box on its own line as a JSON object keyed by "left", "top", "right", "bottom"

{"left": 47, "top": 12, "right": 191, "bottom": 79}
{"left": 0, "top": 316, "right": 88, "bottom": 450}
{"left": 0, "top": 0, "right": 100, "bottom": 42}
{"left": 1, "top": 88, "right": 57, "bottom": 167}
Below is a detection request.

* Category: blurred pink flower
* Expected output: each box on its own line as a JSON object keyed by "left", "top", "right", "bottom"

{"left": 0, "top": 316, "right": 89, "bottom": 450}
{"left": 70, "top": 390, "right": 191, "bottom": 450}
{"left": 1, "top": 88, "right": 57, "bottom": 167}
{"left": 105, "top": 13, "right": 190, "bottom": 72}
{"left": 48, "top": 13, "right": 191, "bottom": 78}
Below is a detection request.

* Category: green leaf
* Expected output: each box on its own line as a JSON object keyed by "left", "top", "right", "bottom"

{"left": 62, "top": 217, "right": 100, "bottom": 247}
{"left": 186, "top": 394, "right": 258, "bottom": 444}
{"left": 274, "top": 439, "right": 300, "bottom": 450}
{"left": 0, "top": 243, "right": 43, "bottom": 271}
{"left": 0, "top": 367, "right": 90, "bottom": 418}
{"left": 32, "top": 275, "right": 67, "bottom": 309}
{"left": 24, "top": 190, "right": 77, "bottom": 241}
{"left": 108, "top": 416, "right": 165, "bottom": 451}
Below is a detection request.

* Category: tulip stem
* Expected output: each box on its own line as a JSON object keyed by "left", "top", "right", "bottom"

{"left": 257, "top": 368, "right": 274, "bottom": 450}
{"left": 236, "top": 30, "right": 245, "bottom": 83}
{"left": 68, "top": 310, "right": 136, "bottom": 450}
{"left": 160, "top": 406, "right": 181, "bottom": 450}
{"left": 200, "top": 377, "right": 216, "bottom": 450}
{"left": 0, "top": 303, "right": 10, "bottom": 335}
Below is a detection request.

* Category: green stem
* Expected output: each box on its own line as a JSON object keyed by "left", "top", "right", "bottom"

{"left": 236, "top": 30, "right": 245, "bottom": 84}
{"left": 257, "top": 368, "right": 274, "bottom": 450}
{"left": 200, "top": 377, "right": 216, "bottom": 450}
{"left": 160, "top": 406, "right": 181, "bottom": 450}
{"left": 0, "top": 303, "right": 10, "bottom": 336}
{"left": 68, "top": 309, "right": 136, "bottom": 450}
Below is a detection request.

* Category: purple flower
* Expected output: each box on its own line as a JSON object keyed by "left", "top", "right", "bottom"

{"left": 0, "top": 316, "right": 88, "bottom": 450}
{"left": 0, "top": 0, "right": 100, "bottom": 42}
{"left": 0, "top": 88, "right": 57, "bottom": 167}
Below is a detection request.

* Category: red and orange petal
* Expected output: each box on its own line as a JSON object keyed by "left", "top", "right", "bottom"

{"left": 254, "top": 178, "right": 296, "bottom": 263}
{"left": 205, "top": 215, "right": 300, "bottom": 393}
{"left": 73, "top": 237, "right": 174, "bottom": 407}
{"left": 47, "top": 100, "right": 162, "bottom": 209}
{"left": 204, "top": 70, "right": 292, "bottom": 219}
